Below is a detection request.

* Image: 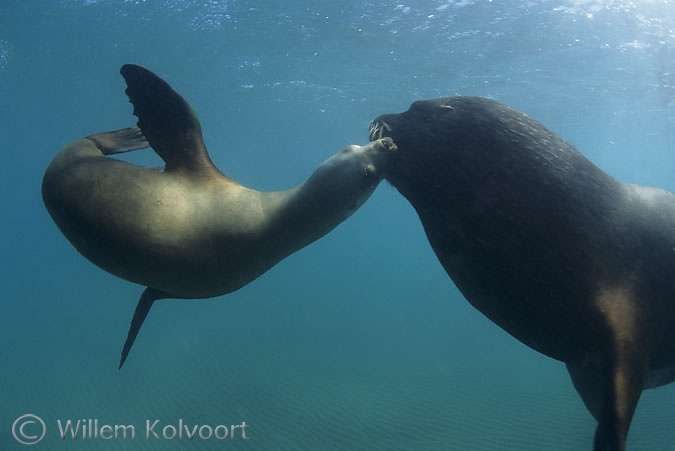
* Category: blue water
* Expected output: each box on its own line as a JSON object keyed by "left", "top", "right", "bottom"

{"left": 2, "top": 1, "right": 675, "bottom": 449}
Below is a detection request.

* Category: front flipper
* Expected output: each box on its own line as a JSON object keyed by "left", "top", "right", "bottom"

{"left": 86, "top": 126, "right": 149, "bottom": 155}
{"left": 119, "top": 287, "right": 168, "bottom": 369}
{"left": 566, "top": 353, "right": 647, "bottom": 450}
{"left": 119, "top": 64, "right": 223, "bottom": 176}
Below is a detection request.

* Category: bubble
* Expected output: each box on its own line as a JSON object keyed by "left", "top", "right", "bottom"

{"left": 0, "top": 40, "right": 13, "bottom": 72}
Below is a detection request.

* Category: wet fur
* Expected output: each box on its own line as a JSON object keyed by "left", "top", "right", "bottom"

{"left": 42, "top": 65, "right": 397, "bottom": 369}
{"left": 370, "top": 96, "right": 675, "bottom": 450}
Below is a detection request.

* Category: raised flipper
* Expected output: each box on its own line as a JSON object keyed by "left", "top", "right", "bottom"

{"left": 86, "top": 126, "right": 149, "bottom": 155}
{"left": 119, "top": 64, "right": 223, "bottom": 176}
{"left": 119, "top": 287, "right": 168, "bottom": 369}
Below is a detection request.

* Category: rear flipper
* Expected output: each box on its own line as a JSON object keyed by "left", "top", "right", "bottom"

{"left": 119, "top": 287, "right": 168, "bottom": 369}
{"left": 566, "top": 354, "right": 647, "bottom": 450}
{"left": 86, "top": 126, "right": 149, "bottom": 155}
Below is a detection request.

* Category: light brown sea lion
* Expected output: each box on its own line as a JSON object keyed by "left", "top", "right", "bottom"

{"left": 42, "top": 64, "right": 396, "bottom": 369}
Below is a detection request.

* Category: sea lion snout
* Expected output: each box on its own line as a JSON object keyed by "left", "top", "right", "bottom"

{"left": 364, "top": 137, "right": 396, "bottom": 155}
{"left": 359, "top": 137, "right": 398, "bottom": 180}
{"left": 377, "top": 136, "right": 397, "bottom": 152}
{"left": 344, "top": 137, "right": 396, "bottom": 155}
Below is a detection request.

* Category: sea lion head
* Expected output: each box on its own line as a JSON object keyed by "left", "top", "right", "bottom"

{"left": 336, "top": 137, "right": 398, "bottom": 186}
{"left": 368, "top": 97, "right": 471, "bottom": 201}
{"left": 368, "top": 97, "right": 461, "bottom": 144}
{"left": 369, "top": 96, "right": 540, "bottom": 206}
{"left": 303, "top": 137, "right": 398, "bottom": 218}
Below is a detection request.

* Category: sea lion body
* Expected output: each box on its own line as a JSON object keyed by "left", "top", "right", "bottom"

{"left": 369, "top": 97, "right": 675, "bottom": 449}
{"left": 43, "top": 133, "right": 392, "bottom": 300}
{"left": 42, "top": 65, "right": 396, "bottom": 368}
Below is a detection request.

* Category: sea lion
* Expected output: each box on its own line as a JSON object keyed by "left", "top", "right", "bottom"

{"left": 369, "top": 97, "right": 675, "bottom": 450}
{"left": 42, "top": 64, "right": 397, "bottom": 369}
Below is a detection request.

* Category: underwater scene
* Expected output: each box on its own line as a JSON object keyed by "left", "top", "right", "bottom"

{"left": 2, "top": 0, "right": 675, "bottom": 449}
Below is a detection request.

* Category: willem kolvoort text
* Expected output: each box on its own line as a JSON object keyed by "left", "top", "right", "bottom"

{"left": 57, "top": 419, "right": 250, "bottom": 440}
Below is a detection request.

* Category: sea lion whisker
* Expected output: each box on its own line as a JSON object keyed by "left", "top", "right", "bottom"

{"left": 368, "top": 120, "right": 391, "bottom": 141}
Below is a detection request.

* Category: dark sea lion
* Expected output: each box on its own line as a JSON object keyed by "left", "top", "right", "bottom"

{"left": 42, "top": 64, "right": 396, "bottom": 369}
{"left": 369, "top": 97, "right": 675, "bottom": 450}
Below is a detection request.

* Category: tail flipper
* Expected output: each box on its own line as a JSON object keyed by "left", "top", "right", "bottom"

{"left": 86, "top": 126, "right": 149, "bottom": 155}
{"left": 119, "top": 287, "right": 167, "bottom": 369}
